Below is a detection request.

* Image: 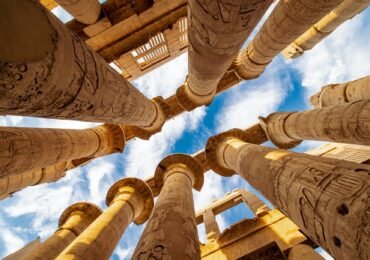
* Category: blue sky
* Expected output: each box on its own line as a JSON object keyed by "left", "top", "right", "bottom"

{"left": 0, "top": 5, "right": 369, "bottom": 259}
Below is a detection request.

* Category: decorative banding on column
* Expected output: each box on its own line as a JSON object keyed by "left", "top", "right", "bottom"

{"left": 205, "top": 125, "right": 268, "bottom": 176}
{"left": 155, "top": 154, "right": 204, "bottom": 191}
{"left": 125, "top": 97, "right": 173, "bottom": 140}
{"left": 54, "top": 0, "right": 101, "bottom": 25}
{"left": 176, "top": 82, "right": 214, "bottom": 111}
{"left": 106, "top": 177, "right": 154, "bottom": 224}
{"left": 259, "top": 113, "right": 302, "bottom": 149}
{"left": 24, "top": 202, "right": 102, "bottom": 260}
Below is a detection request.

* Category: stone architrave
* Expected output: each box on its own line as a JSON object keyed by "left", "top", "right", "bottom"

{"left": 0, "top": 124, "right": 125, "bottom": 177}
{"left": 178, "top": 0, "right": 272, "bottom": 110}
{"left": 132, "top": 154, "right": 204, "bottom": 260}
{"left": 0, "top": 0, "right": 159, "bottom": 127}
{"left": 288, "top": 244, "right": 324, "bottom": 260}
{"left": 259, "top": 100, "right": 370, "bottom": 148}
{"left": 205, "top": 132, "right": 370, "bottom": 260}
{"left": 55, "top": 0, "right": 101, "bottom": 25}
{"left": 56, "top": 178, "right": 153, "bottom": 259}
{"left": 233, "top": 0, "right": 343, "bottom": 79}
{"left": 283, "top": 0, "right": 370, "bottom": 59}
{"left": 310, "top": 76, "right": 370, "bottom": 108}
{"left": 24, "top": 202, "right": 102, "bottom": 260}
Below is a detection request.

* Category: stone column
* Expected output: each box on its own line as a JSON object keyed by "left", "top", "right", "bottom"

{"left": 25, "top": 202, "right": 102, "bottom": 260}
{"left": 259, "top": 100, "right": 370, "bottom": 148}
{"left": 283, "top": 0, "right": 369, "bottom": 59}
{"left": 55, "top": 0, "right": 101, "bottom": 25}
{"left": 132, "top": 154, "right": 204, "bottom": 260}
{"left": 178, "top": 0, "right": 272, "bottom": 110}
{"left": 233, "top": 0, "right": 343, "bottom": 79}
{"left": 0, "top": 124, "right": 125, "bottom": 177}
{"left": 0, "top": 0, "right": 160, "bottom": 127}
{"left": 205, "top": 131, "right": 370, "bottom": 260}
{"left": 203, "top": 209, "right": 220, "bottom": 241}
{"left": 288, "top": 244, "right": 324, "bottom": 260}
{"left": 310, "top": 76, "right": 370, "bottom": 108}
{"left": 0, "top": 162, "right": 67, "bottom": 200}
{"left": 57, "top": 177, "right": 153, "bottom": 259}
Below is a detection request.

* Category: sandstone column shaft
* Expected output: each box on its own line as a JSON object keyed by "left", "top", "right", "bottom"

{"left": 57, "top": 178, "right": 153, "bottom": 259}
{"left": 213, "top": 137, "right": 369, "bottom": 259}
{"left": 288, "top": 244, "right": 324, "bottom": 260}
{"left": 310, "top": 75, "right": 370, "bottom": 108}
{"left": 234, "top": 0, "right": 343, "bottom": 79}
{"left": 203, "top": 209, "right": 220, "bottom": 241}
{"left": 0, "top": 0, "right": 158, "bottom": 127}
{"left": 0, "top": 162, "right": 66, "bottom": 200}
{"left": 180, "top": 0, "right": 272, "bottom": 109}
{"left": 133, "top": 154, "right": 203, "bottom": 259}
{"left": 0, "top": 124, "right": 124, "bottom": 177}
{"left": 25, "top": 202, "right": 102, "bottom": 260}
{"left": 283, "top": 0, "right": 370, "bottom": 59}
{"left": 55, "top": 0, "right": 101, "bottom": 25}
{"left": 261, "top": 100, "right": 370, "bottom": 148}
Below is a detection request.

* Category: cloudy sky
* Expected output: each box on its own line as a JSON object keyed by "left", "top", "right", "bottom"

{"left": 1, "top": 4, "right": 369, "bottom": 259}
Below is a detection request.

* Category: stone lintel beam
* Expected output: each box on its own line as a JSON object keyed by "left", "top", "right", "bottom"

{"left": 283, "top": 0, "right": 370, "bottom": 59}
{"left": 205, "top": 124, "right": 268, "bottom": 176}
{"left": 0, "top": 124, "right": 125, "bottom": 178}
{"left": 259, "top": 100, "right": 370, "bottom": 148}
{"left": 233, "top": 0, "right": 343, "bottom": 80}
{"left": 310, "top": 75, "right": 370, "bottom": 108}
{"left": 178, "top": 0, "right": 272, "bottom": 111}
{"left": 55, "top": 0, "right": 101, "bottom": 25}
{"left": 57, "top": 177, "right": 153, "bottom": 259}
{"left": 0, "top": 0, "right": 158, "bottom": 127}
{"left": 25, "top": 202, "right": 102, "bottom": 260}
{"left": 288, "top": 244, "right": 324, "bottom": 260}
{"left": 132, "top": 154, "right": 203, "bottom": 259}
{"left": 206, "top": 135, "right": 370, "bottom": 260}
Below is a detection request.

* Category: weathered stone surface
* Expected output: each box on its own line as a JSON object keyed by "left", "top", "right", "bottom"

{"left": 24, "top": 202, "right": 102, "bottom": 260}
{"left": 57, "top": 177, "right": 153, "bottom": 259}
{"left": 310, "top": 75, "right": 370, "bottom": 108}
{"left": 283, "top": 0, "right": 369, "bottom": 59}
{"left": 234, "top": 0, "right": 343, "bottom": 79}
{"left": 209, "top": 137, "right": 370, "bottom": 260}
{"left": 0, "top": 0, "right": 157, "bottom": 127}
{"left": 288, "top": 244, "right": 324, "bottom": 260}
{"left": 181, "top": 0, "right": 272, "bottom": 110}
{"left": 0, "top": 124, "right": 124, "bottom": 178}
{"left": 260, "top": 100, "right": 370, "bottom": 148}
{"left": 132, "top": 154, "right": 203, "bottom": 260}
{"left": 55, "top": 0, "right": 101, "bottom": 25}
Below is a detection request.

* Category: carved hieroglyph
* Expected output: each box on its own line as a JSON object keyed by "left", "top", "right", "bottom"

{"left": 259, "top": 100, "right": 370, "bottom": 148}
{"left": 24, "top": 202, "right": 102, "bottom": 260}
{"left": 0, "top": 0, "right": 158, "bottom": 127}
{"left": 233, "top": 0, "right": 343, "bottom": 79}
{"left": 206, "top": 136, "right": 370, "bottom": 260}
{"left": 0, "top": 124, "right": 125, "bottom": 178}
{"left": 310, "top": 75, "right": 370, "bottom": 108}
{"left": 57, "top": 178, "right": 153, "bottom": 259}
{"left": 132, "top": 154, "right": 204, "bottom": 260}
{"left": 55, "top": 0, "right": 101, "bottom": 25}
{"left": 283, "top": 0, "right": 370, "bottom": 59}
{"left": 179, "top": 0, "right": 272, "bottom": 110}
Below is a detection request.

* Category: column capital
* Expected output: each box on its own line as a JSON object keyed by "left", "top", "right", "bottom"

{"left": 205, "top": 128, "right": 253, "bottom": 176}
{"left": 176, "top": 81, "right": 215, "bottom": 111}
{"left": 106, "top": 178, "right": 154, "bottom": 225}
{"left": 91, "top": 124, "right": 125, "bottom": 156}
{"left": 259, "top": 113, "right": 302, "bottom": 149}
{"left": 59, "top": 202, "right": 102, "bottom": 232}
{"left": 126, "top": 97, "right": 172, "bottom": 140}
{"left": 155, "top": 154, "right": 204, "bottom": 191}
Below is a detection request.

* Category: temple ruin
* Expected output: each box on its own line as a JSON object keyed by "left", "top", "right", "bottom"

{"left": 1, "top": 0, "right": 369, "bottom": 259}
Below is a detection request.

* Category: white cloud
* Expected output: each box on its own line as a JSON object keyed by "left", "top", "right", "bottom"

{"left": 289, "top": 9, "right": 370, "bottom": 98}
{"left": 0, "top": 217, "right": 26, "bottom": 256}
